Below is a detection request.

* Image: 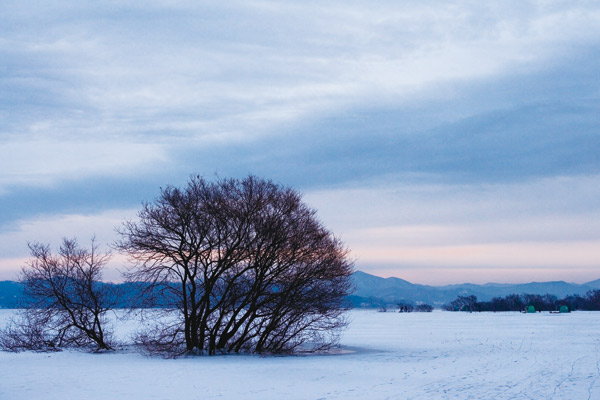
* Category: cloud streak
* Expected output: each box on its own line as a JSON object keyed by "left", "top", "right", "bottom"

{"left": 0, "top": 139, "right": 167, "bottom": 193}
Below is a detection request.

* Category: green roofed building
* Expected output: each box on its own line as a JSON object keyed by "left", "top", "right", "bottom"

{"left": 559, "top": 305, "right": 569, "bottom": 313}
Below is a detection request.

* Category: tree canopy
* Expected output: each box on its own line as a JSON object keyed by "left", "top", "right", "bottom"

{"left": 116, "top": 175, "right": 353, "bottom": 356}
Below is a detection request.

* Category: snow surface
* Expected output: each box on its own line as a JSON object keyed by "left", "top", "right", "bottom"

{"left": 1, "top": 309, "right": 599, "bottom": 399}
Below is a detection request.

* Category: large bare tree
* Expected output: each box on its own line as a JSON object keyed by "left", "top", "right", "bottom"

{"left": 116, "top": 175, "right": 353, "bottom": 356}
{"left": 0, "top": 238, "right": 117, "bottom": 352}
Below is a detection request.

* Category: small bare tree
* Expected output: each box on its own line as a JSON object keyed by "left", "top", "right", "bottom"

{"left": 0, "top": 238, "right": 117, "bottom": 352}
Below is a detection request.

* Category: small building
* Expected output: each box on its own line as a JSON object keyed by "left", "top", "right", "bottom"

{"left": 526, "top": 305, "right": 536, "bottom": 313}
{"left": 559, "top": 305, "right": 569, "bottom": 313}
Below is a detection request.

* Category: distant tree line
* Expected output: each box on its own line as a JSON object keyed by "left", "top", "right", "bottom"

{"left": 397, "top": 302, "right": 434, "bottom": 312}
{"left": 376, "top": 301, "right": 433, "bottom": 313}
{"left": 445, "top": 291, "right": 600, "bottom": 312}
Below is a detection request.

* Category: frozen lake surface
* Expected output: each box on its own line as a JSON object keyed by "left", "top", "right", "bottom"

{"left": 1, "top": 309, "right": 599, "bottom": 399}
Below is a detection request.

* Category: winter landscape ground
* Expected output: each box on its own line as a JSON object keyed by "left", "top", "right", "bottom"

{"left": 1, "top": 309, "right": 599, "bottom": 399}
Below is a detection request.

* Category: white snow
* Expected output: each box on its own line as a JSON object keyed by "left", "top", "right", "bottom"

{"left": 1, "top": 309, "right": 599, "bottom": 399}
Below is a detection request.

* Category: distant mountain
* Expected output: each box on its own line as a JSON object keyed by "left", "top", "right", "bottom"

{"left": 1, "top": 273, "right": 599, "bottom": 309}
{"left": 0, "top": 281, "right": 23, "bottom": 308}
{"left": 584, "top": 279, "right": 600, "bottom": 289}
{"left": 350, "top": 271, "right": 450, "bottom": 306}
{"left": 350, "top": 271, "right": 600, "bottom": 307}
{"left": 0, "top": 281, "right": 172, "bottom": 309}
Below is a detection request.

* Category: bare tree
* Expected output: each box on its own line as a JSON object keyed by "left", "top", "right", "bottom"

{"left": 116, "top": 175, "right": 353, "bottom": 356}
{"left": 0, "top": 238, "right": 117, "bottom": 352}
{"left": 445, "top": 295, "right": 479, "bottom": 312}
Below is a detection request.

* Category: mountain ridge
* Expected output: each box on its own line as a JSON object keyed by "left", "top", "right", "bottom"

{"left": 351, "top": 271, "right": 600, "bottom": 306}
{"left": 2, "top": 272, "right": 599, "bottom": 308}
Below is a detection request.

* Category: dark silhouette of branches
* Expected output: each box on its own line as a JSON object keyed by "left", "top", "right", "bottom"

{"left": 116, "top": 175, "right": 353, "bottom": 356}
{"left": 0, "top": 238, "right": 117, "bottom": 352}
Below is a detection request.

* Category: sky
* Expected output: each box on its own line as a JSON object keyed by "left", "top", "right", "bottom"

{"left": 1, "top": 1, "right": 599, "bottom": 285}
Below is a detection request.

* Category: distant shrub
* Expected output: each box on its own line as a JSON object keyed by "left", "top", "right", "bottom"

{"left": 397, "top": 303, "right": 414, "bottom": 313}
{"left": 415, "top": 304, "right": 433, "bottom": 312}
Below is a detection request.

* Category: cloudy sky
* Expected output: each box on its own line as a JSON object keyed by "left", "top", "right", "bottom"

{"left": 1, "top": 1, "right": 599, "bottom": 284}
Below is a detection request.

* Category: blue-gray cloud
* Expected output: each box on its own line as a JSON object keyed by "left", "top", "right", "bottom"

{"left": 169, "top": 46, "right": 600, "bottom": 188}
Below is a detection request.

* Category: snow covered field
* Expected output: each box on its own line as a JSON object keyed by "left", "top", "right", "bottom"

{"left": 1, "top": 309, "right": 599, "bottom": 399}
